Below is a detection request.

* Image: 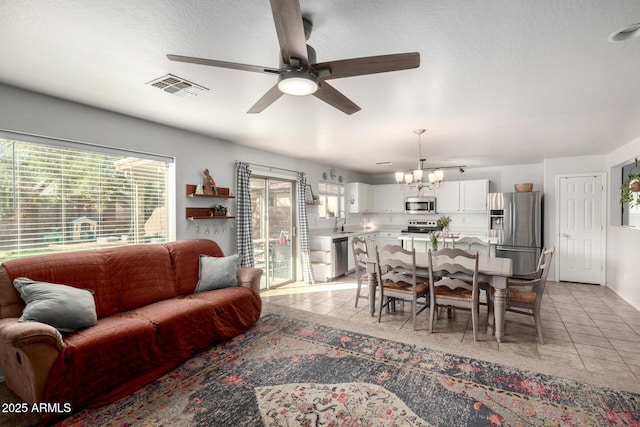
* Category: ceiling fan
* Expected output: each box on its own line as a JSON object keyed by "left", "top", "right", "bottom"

{"left": 167, "top": 0, "right": 420, "bottom": 115}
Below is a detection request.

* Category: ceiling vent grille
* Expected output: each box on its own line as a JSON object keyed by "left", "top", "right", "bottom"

{"left": 146, "top": 74, "right": 208, "bottom": 97}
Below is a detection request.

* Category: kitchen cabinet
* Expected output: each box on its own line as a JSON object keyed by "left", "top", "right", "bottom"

{"left": 402, "top": 237, "right": 430, "bottom": 253}
{"left": 310, "top": 236, "right": 333, "bottom": 282}
{"left": 404, "top": 186, "right": 435, "bottom": 199}
{"left": 461, "top": 180, "right": 489, "bottom": 212}
{"left": 372, "top": 184, "right": 405, "bottom": 213}
{"left": 436, "top": 179, "right": 489, "bottom": 213}
{"left": 435, "top": 181, "right": 459, "bottom": 213}
{"left": 376, "top": 230, "right": 400, "bottom": 248}
{"left": 345, "top": 182, "right": 373, "bottom": 213}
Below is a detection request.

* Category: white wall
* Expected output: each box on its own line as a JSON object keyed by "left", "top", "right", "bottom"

{"left": 606, "top": 136, "right": 640, "bottom": 310}
{"left": 0, "top": 83, "right": 366, "bottom": 256}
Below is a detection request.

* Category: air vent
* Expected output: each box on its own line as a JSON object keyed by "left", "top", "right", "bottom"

{"left": 146, "top": 74, "right": 208, "bottom": 97}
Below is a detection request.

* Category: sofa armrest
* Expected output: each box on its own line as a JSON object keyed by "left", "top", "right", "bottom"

{"left": 0, "top": 318, "right": 65, "bottom": 350}
{"left": 238, "top": 267, "right": 263, "bottom": 293}
{"left": 0, "top": 318, "right": 64, "bottom": 404}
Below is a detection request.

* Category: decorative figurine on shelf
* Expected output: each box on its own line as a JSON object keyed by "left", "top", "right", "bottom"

{"left": 203, "top": 169, "right": 217, "bottom": 195}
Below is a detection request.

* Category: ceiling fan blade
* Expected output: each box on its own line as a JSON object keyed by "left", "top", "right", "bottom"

{"left": 247, "top": 83, "right": 284, "bottom": 114}
{"left": 167, "top": 54, "right": 280, "bottom": 74}
{"left": 313, "top": 82, "right": 361, "bottom": 115}
{"left": 270, "top": 0, "right": 308, "bottom": 66}
{"left": 313, "top": 52, "right": 420, "bottom": 80}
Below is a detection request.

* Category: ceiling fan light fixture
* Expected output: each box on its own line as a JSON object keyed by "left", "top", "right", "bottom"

{"left": 278, "top": 71, "right": 318, "bottom": 96}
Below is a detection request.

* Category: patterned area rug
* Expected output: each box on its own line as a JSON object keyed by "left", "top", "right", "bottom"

{"left": 55, "top": 313, "right": 640, "bottom": 426}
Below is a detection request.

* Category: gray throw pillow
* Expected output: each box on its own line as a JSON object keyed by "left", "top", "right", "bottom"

{"left": 14, "top": 277, "right": 97, "bottom": 333}
{"left": 195, "top": 254, "right": 240, "bottom": 293}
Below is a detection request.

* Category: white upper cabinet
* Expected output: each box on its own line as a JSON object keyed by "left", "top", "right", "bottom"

{"left": 373, "top": 184, "right": 405, "bottom": 213}
{"left": 435, "top": 181, "right": 460, "bottom": 213}
{"left": 345, "top": 182, "right": 373, "bottom": 213}
{"left": 404, "top": 186, "right": 435, "bottom": 198}
{"left": 436, "top": 179, "right": 489, "bottom": 213}
{"left": 461, "top": 179, "right": 489, "bottom": 212}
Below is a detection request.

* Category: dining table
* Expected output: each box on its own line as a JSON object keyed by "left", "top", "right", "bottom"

{"left": 365, "top": 252, "right": 513, "bottom": 343}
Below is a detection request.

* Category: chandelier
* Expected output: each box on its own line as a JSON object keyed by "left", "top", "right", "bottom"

{"left": 395, "top": 129, "right": 444, "bottom": 192}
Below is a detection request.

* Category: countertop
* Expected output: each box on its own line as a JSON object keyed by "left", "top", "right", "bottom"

{"left": 311, "top": 228, "right": 494, "bottom": 242}
{"left": 310, "top": 228, "right": 390, "bottom": 240}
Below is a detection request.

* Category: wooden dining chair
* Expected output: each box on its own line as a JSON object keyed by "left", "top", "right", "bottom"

{"left": 453, "top": 236, "right": 492, "bottom": 256}
{"left": 375, "top": 244, "right": 429, "bottom": 330}
{"left": 352, "top": 236, "right": 369, "bottom": 308}
{"left": 428, "top": 248, "right": 480, "bottom": 340}
{"left": 488, "top": 247, "right": 555, "bottom": 344}
{"left": 453, "top": 236, "right": 492, "bottom": 309}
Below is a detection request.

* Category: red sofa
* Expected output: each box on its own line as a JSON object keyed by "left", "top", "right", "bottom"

{"left": 0, "top": 239, "right": 262, "bottom": 423}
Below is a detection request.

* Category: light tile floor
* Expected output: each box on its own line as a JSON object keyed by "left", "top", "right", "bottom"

{"left": 262, "top": 277, "right": 640, "bottom": 382}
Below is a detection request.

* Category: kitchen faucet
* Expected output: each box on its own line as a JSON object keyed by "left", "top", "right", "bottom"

{"left": 333, "top": 210, "right": 347, "bottom": 232}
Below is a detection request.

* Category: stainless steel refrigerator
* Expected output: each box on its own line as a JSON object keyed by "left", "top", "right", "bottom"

{"left": 488, "top": 191, "right": 542, "bottom": 275}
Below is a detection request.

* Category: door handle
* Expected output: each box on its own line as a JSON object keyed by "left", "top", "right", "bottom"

{"left": 562, "top": 233, "right": 569, "bottom": 238}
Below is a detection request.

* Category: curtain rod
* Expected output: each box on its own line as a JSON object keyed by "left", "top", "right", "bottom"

{"left": 235, "top": 160, "right": 300, "bottom": 175}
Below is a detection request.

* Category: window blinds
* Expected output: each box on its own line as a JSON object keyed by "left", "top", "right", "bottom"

{"left": 0, "top": 137, "right": 172, "bottom": 261}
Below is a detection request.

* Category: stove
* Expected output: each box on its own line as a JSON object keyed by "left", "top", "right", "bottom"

{"left": 401, "top": 219, "right": 442, "bottom": 234}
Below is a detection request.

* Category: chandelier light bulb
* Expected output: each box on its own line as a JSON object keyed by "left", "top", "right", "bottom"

{"left": 405, "top": 173, "right": 414, "bottom": 184}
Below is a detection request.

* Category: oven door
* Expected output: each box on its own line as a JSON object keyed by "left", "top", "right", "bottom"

{"left": 405, "top": 197, "right": 436, "bottom": 213}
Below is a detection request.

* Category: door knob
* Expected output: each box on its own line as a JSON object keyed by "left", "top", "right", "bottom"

{"left": 562, "top": 233, "right": 569, "bottom": 238}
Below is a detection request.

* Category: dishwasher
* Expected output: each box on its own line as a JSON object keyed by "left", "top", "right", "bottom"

{"left": 331, "top": 236, "right": 349, "bottom": 279}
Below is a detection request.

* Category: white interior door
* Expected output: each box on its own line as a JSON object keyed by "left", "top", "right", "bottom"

{"left": 557, "top": 174, "right": 605, "bottom": 284}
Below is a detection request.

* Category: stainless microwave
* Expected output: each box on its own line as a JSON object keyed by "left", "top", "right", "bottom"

{"left": 405, "top": 196, "right": 436, "bottom": 214}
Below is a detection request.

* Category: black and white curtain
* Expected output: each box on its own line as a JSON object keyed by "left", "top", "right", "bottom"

{"left": 236, "top": 162, "right": 254, "bottom": 268}
{"left": 297, "top": 172, "right": 315, "bottom": 284}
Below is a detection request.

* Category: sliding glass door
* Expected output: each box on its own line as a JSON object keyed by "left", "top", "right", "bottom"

{"left": 250, "top": 176, "right": 295, "bottom": 289}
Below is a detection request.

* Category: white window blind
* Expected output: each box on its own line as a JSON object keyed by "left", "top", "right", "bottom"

{"left": 0, "top": 136, "right": 173, "bottom": 261}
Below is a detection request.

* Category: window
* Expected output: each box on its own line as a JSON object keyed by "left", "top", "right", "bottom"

{"left": 0, "top": 134, "right": 174, "bottom": 261}
{"left": 317, "top": 182, "right": 344, "bottom": 218}
{"left": 621, "top": 161, "right": 640, "bottom": 228}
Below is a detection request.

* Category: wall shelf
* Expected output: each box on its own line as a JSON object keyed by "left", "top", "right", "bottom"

{"left": 186, "top": 184, "right": 234, "bottom": 198}
{"left": 186, "top": 207, "right": 235, "bottom": 220}
{"left": 187, "top": 193, "right": 235, "bottom": 199}
{"left": 187, "top": 216, "right": 236, "bottom": 220}
{"left": 186, "top": 183, "right": 235, "bottom": 221}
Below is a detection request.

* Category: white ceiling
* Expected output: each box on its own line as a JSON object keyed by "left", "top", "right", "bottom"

{"left": 1, "top": 0, "right": 640, "bottom": 175}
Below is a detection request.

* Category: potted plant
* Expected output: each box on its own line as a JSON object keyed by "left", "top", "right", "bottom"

{"left": 438, "top": 216, "right": 451, "bottom": 234}
{"left": 620, "top": 173, "right": 640, "bottom": 208}
{"left": 212, "top": 204, "right": 228, "bottom": 216}
{"left": 429, "top": 232, "right": 439, "bottom": 251}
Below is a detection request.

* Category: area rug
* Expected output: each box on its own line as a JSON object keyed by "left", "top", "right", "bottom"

{"left": 54, "top": 313, "right": 640, "bottom": 426}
